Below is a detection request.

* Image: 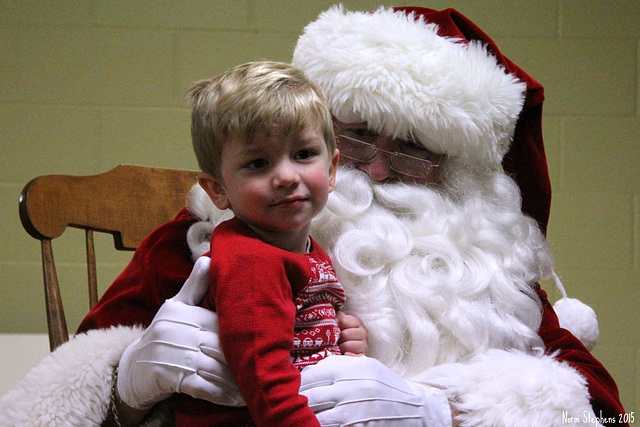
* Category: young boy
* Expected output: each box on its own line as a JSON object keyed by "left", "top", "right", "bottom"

{"left": 182, "top": 61, "right": 358, "bottom": 426}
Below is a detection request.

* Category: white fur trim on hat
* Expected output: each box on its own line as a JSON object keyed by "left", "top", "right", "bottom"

{"left": 293, "top": 5, "right": 527, "bottom": 168}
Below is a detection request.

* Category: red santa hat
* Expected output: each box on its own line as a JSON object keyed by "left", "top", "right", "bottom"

{"left": 293, "top": 5, "right": 598, "bottom": 349}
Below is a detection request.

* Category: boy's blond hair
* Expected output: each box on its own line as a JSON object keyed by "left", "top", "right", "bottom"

{"left": 185, "top": 61, "right": 335, "bottom": 178}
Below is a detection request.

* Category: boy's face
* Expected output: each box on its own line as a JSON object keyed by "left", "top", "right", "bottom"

{"left": 199, "top": 119, "right": 339, "bottom": 250}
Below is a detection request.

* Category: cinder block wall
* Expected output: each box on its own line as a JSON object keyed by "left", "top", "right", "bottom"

{"left": 1, "top": 0, "right": 637, "bottom": 415}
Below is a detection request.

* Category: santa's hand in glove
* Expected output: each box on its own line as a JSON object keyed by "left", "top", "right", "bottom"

{"left": 117, "top": 256, "right": 245, "bottom": 410}
{"left": 300, "top": 355, "right": 454, "bottom": 427}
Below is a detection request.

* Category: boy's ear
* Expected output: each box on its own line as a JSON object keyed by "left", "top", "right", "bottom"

{"left": 198, "top": 172, "right": 231, "bottom": 210}
{"left": 328, "top": 148, "right": 340, "bottom": 192}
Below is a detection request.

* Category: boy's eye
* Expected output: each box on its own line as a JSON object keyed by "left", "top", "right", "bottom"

{"left": 295, "top": 149, "right": 316, "bottom": 160}
{"left": 247, "top": 158, "right": 268, "bottom": 169}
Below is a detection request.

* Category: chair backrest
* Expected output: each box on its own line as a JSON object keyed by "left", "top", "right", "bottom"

{"left": 19, "top": 165, "right": 199, "bottom": 351}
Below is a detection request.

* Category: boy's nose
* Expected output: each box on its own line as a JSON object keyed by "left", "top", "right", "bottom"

{"left": 273, "top": 160, "right": 300, "bottom": 187}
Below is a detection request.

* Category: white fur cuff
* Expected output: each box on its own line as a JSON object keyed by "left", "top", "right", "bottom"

{"left": 0, "top": 326, "right": 143, "bottom": 427}
{"left": 415, "top": 349, "right": 600, "bottom": 426}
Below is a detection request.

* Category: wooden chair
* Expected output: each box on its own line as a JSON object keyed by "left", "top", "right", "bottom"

{"left": 19, "top": 165, "right": 199, "bottom": 351}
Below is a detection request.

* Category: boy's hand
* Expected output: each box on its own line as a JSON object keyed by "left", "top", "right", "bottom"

{"left": 337, "top": 311, "right": 368, "bottom": 356}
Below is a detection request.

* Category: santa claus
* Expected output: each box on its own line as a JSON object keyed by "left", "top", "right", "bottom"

{"left": 0, "top": 5, "right": 626, "bottom": 427}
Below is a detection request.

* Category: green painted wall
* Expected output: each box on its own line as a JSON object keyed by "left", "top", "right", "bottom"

{"left": 1, "top": 0, "right": 638, "bottom": 415}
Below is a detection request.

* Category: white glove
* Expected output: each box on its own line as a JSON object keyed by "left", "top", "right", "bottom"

{"left": 300, "top": 356, "right": 452, "bottom": 427}
{"left": 117, "top": 256, "right": 245, "bottom": 409}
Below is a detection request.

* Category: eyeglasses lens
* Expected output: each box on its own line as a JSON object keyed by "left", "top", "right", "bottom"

{"left": 337, "top": 134, "right": 437, "bottom": 178}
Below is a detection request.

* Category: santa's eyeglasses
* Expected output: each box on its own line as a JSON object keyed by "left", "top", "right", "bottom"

{"left": 336, "top": 133, "right": 443, "bottom": 179}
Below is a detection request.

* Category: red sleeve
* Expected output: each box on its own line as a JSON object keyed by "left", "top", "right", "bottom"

{"left": 206, "top": 221, "right": 320, "bottom": 427}
{"left": 537, "top": 285, "right": 628, "bottom": 426}
{"left": 76, "top": 208, "right": 198, "bottom": 333}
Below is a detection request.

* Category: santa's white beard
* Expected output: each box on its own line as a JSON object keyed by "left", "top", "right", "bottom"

{"left": 310, "top": 166, "right": 553, "bottom": 377}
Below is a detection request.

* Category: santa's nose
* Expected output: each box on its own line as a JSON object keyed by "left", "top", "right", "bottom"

{"left": 358, "top": 154, "right": 396, "bottom": 182}
{"left": 357, "top": 135, "right": 399, "bottom": 183}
